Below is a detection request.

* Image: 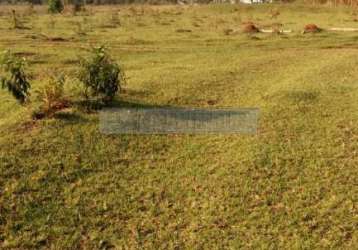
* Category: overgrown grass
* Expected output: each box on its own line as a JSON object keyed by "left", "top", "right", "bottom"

{"left": 0, "top": 3, "right": 357, "bottom": 249}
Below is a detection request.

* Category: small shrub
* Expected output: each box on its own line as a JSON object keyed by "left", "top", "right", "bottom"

{"left": 0, "top": 51, "right": 31, "bottom": 104}
{"left": 78, "top": 46, "right": 125, "bottom": 104}
{"left": 33, "top": 74, "right": 69, "bottom": 119}
{"left": 48, "top": 0, "right": 64, "bottom": 14}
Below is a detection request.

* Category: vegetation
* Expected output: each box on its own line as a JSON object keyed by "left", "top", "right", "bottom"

{"left": 79, "top": 46, "right": 124, "bottom": 104}
{"left": 33, "top": 74, "right": 69, "bottom": 119}
{"left": 0, "top": 51, "right": 30, "bottom": 104}
{"left": 48, "top": 0, "right": 64, "bottom": 14}
{"left": 0, "top": 3, "right": 357, "bottom": 249}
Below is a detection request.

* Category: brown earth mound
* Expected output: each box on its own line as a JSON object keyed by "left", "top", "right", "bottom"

{"left": 303, "top": 24, "right": 322, "bottom": 33}
{"left": 242, "top": 23, "right": 260, "bottom": 33}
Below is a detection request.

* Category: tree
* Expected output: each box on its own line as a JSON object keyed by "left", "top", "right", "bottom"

{"left": 48, "top": 0, "right": 64, "bottom": 14}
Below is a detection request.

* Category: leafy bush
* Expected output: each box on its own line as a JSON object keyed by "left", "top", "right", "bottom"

{"left": 33, "top": 74, "right": 69, "bottom": 119}
{"left": 78, "top": 46, "right": 124, "bottom": 104}
{"left": 48, "top": 0, "right": 64, "bottom": 14}
{"left": 0, "top": 51, "right": 31, "bottom": 104}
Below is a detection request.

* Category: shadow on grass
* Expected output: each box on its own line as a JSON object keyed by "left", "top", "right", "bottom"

{"left": 53, "top": 111, "right": 89, "bottom": 123}
{"left": 101, "top": 100, "right": 258, "bottom": 125}
{"left": 110, "top": 99, "right": 172, "bottom": 109}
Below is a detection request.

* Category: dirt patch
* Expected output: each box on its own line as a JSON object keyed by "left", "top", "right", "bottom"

{"left": 32, "top": 101, "right": 72, "bottom": 120}
{"left": 14, "top": 51, "right": 37, "bottom": 57}
{"left": 207, "top": 100, "right": 218, "bottom": 106}
{"left": 303, "top": 24, "right": 322, "bottom": 33}
{"left": 159, "top": 21, "right": 171, "bottom": 26}
{"left": 242, "top": 23, "right": 260, "bottom": 33}
{"left": 24, "top": 34, "right": 48, "bottom": 40}
{"left": 26, "top": 34, "right": 71, "bottom": 42}
{"left": 47, "top": 37, "right": 69, "bottom": 42}
{"left": 176, "top": 28, "right": 192, "bottom": 33}
{"left": 285, "top": 90, "right": 319, "bottom": 103}
{"left": 125, "top": 37, "right": 154, "bottom": 45}
{"left": 14, "top": 120, "right": 38, "bottom": 133}
{"left": 99, "top": 24, "right": 117, "bottom": 29}
{"left": 61, "top": 59, "right": 80, "bottom": 65}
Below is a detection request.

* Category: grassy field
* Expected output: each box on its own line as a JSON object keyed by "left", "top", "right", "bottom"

{"left": 0, "top": 3, "right": 357, "bottom": 249}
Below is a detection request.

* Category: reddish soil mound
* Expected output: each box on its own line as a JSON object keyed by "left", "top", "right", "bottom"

{"left": 242, "top": 23, "right": 260, "bottom": 33}
{"left": 303, "top": 24, "right": 322, "bottom": 33}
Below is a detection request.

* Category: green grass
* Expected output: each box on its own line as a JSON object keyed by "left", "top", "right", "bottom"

{"left": 0, "top": 3, "right": 357, "bottom": 249}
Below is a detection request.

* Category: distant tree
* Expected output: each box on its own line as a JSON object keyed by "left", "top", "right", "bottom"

{"left": 48, "top": 0, "right": 64, "bottom": 14}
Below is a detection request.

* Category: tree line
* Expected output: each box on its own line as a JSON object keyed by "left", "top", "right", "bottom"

{"left": 0, "top": 0, "right": 357, "bottom": 6}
